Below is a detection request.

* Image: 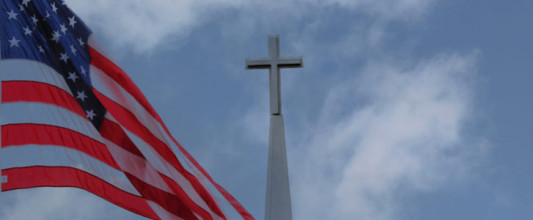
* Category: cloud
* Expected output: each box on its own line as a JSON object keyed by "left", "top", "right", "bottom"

{"left": 66, "top": 0, "right": 435, "bottom": 53}
{"left": 289, "top": 52, "right": 485, "bottom": 220}
{"left": 327, "top": 0, "right": 436, "bottom": 20}
{"left": 0, "top": 188, "right": 145, "bottom": 220}
{"left": 66, "top": 0, "right": 211, "bottom": 52}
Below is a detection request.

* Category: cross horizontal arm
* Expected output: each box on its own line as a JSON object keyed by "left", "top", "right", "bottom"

{"left": 245, "top": 57, "right": 303, "bottom": 69}
{"left": 246, "top": 58, "right": 272, "bottom": 69}
{"left": 277, "top": 57, "right": 303, "bottom": 68}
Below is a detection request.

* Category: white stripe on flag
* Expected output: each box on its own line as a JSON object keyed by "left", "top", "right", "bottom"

{"left": 1, "top": 145, "right": 141, "bottom": 196}
{"left": 1, "top": 102, "right": 103, "bottom": 143}
{"left": 90, "top": 65, "right": 199, "bottom": 174}
{"left": 1, "top": 60, "right": 73, "bottom": 95}
{"left": 103, "top": 135, "right": 174, "bottom": 194}
{"left": 114, "top": 119, "right": 223, "bottom": 219}
{"left": 90, "top": 66, "right": 168, "bottom": 145}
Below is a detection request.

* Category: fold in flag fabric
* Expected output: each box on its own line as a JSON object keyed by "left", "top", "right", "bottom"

{"left": 0, "top": 1, "right": 253, "bottom": 219}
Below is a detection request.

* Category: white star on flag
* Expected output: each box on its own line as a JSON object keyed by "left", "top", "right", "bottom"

{"left": 7, "top": 9, "right": 18, "bottom": 20}
{"left": 78, "top": 38, "right": 85, "bottom": 46}
{"left": 8, "top": 36, "right": 20, "bottom": 47}
{"left": 51, "top": 2, "right": 58, "bottom": 13}
{"left": 60, "top": 23, "right": 68, "bottom": 34}
{"left": 68, "top": 72, "right": 79, "bottom": 82}
{"left": 31, "top": 15, "right": 38, "bottom": 24}
{"left": 69, "top": 16, "right": 77, "bottom": 28}
{"left": 51, "top": 31, "right": 61, "bottom": 43}
{"left": 70, "top": 45, "right": 77, "bottom": 55}
{"left": 38, "top": 45, "right": 45, "bottom": 53}
{"left": 23, "top": 26, "right": 32, "bottom": 36}
{"left": 59, "top": 52, "right": 69, "bottom": 63}
{"left": 21, "top": 0, "right": 31, "bottom": 6}
{"left": 85, "top": 110, "right": 96, "bottom": 120}
{"left": 76, "top": 91, "right": 88, "bottom": 102}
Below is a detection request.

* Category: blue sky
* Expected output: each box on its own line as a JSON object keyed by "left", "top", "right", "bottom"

{"left": 1, "top": 0, "right": 533, "bottom": 219}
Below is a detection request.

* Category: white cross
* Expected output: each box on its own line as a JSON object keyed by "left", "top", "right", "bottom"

{"left": 246, "top": 36, "right": 303, "bottom": 115}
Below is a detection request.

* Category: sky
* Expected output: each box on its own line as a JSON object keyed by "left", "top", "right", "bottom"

{"left": 1, "top": 0, "right": 533, "bottom": 219}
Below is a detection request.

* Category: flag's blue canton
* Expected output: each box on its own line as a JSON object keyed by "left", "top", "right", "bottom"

{"left": 1, "top": 0, "right": 106, "bottom": 128}
{"left": 1, "top": 0, "right": 90, "bottom": 84}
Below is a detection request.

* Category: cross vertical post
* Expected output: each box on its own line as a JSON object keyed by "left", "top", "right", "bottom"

{"left": 246, "top": 36, "right": 303, "bottom": 115}
{"left": 245, "top": 35, "right": 303, "bottom": 220}
{"left": 268, "top": 36, "right": 281, "bottom": 115}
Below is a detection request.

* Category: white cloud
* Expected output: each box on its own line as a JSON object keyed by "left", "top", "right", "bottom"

{"left": 0, "top": 188, "right": 146, "bottom": 220}
{"left": 66, "top": 0, "right": 435, "bottom": 52}
{"left": 290, "top": 52, "right": 485, "bottom": 220}
{"left": 327, "top": 0, "right": 435, "bottom": 20}
{"left": 66, "top": 0, "right": 207, "bottom": 52}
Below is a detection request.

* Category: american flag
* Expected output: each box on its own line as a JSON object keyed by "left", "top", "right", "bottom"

{"left": 0, "top": 1, "right": 253, "bottom": 219}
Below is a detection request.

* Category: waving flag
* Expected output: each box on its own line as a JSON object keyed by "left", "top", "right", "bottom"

{"left": 0, "top": 1, "right": 253, "bottom": 219}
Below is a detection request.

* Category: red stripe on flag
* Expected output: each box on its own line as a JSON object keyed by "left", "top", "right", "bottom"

{"left": 1, "top": 166, "right": 158, "bottom": 220}
{"left": 89, "top": 47, "right": 162, "bottom": 122}
{"left": 181, "top": 142, "right": 254, "bottom": 219}
{"left": 1, "top": 124, "right": 120, "bottom": 170}
{"left": 159, "top": 173, "right": 216, "bottom": 220}
{"left": 93, "top": 89, "right": 226, "bottom": 219}
{"left": 125, "top": 173, "right": 201, "bottom": 220}
{"left": 99, "top": 118, "right": 145, "bottom": 158}
{"left": 93, "top": 89, "right": 179, "bottom": 168}
{"left": 99, "top": 117, "right": 217, "bottom": 219}
{"left": 214, "top": 183, "right": 255, "bottom": 220}
{"left": 166, "top": 133, "right": 254, "bottom": 220}
{"left": 2, "top": 81, "right": 85, "bottom": 117}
